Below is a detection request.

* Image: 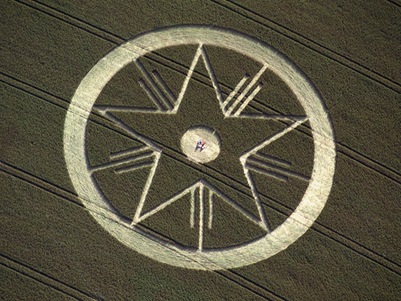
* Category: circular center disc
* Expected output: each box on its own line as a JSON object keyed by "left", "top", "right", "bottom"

{"left": 180, "top": 126, "right": 221, "bottom": 164}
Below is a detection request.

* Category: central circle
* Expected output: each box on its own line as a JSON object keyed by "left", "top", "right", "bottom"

{"left": 180, "top": 126, "right": 221, "bottom": 164}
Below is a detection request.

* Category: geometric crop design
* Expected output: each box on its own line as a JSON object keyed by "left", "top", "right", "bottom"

{"left": 64, "top": 26, "right": 336, "bottom": 270}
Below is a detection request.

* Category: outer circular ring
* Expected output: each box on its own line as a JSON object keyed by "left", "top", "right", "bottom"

{"left": 64, "top": 25, "right": 336, "bottom": 270}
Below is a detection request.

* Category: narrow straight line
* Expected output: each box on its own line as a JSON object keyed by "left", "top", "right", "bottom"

{"left": 190, "top": 188, "right": 196, "bottom": 228}
{"left": 16, "top": 0, "right": 124, "bottom": 44}
{"left": 118, "top": 151, "right": 154, "bottom": 163}
{"left": 198, "top": 185, "right": 205, "bottom": 251}
{"left": 139, "top": 184, "right": 199, "bottom": 222}
{"left": 217, "top": 269, "right": 285, "bottom": 301}
{"left": 0, "top": 263, "right": 83, "bottom": 301}
{"left": 247, "top": 157, "right": 310, "bottom": 182}
{"left": 225, "top": 64, "right": 268, "bottom": 116}
{"left": 114, "top": 161, "right": 154, "bottom": 174}
{"left": 100, "top": 112, "right": 162, "bottom": 152}
{"left": 203, "top": 182, "right": 263, "bottom": 227}
{"left": 246, "top": 163, "right": 288, "bottom": 182}
{"left": 241, "top": 168, "right": 271, "bottom": 232}
{"left": 234, "top": 82, "right": 263, "bottom": 116}
{"left": 89, "top": 151, "right": 153, "bottom": 173}
{"left": 174, "top": 44, "right": 203, "bottom": 111}
{"left": 151, "top": 70, "right": 176, "bottom": 107}
{"left": 93, "top": 105, "right": 158, "bottom": 113}
{"left": 132, "top": 152, "right": 161, "bottom": 223}
{"left": 253, "top": 152, "right": 292, "bottom": 167}
{"left": 200, "top": 46, "right": 224, "bottom": 103}
{"left": 222, "top": 74, "right": 250, "bottom": 109}
{"left": 138, "top": 79, "right": 164, "bottom": 111}
{"left": 1, "top": 254, "right": 95, "bottom": 300}
{"left": 208, "top": 190, "right": 214, "bottom": 229}
{"left": 110, "top": 145, "right": 149, "bottom": 160}
{"left": 243, "top": 118, "right": 306, "bottom": 158}
{"left": 135, "top": 60, "right": 173, "bottom": 111}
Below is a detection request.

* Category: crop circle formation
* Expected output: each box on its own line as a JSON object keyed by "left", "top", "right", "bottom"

{"left": 64, "top": 25, "right": 336, "bottom": 270}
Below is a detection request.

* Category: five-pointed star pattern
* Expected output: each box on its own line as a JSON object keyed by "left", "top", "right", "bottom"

{"left": 92, "top": 44, "right": 308, "bottom": 237}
